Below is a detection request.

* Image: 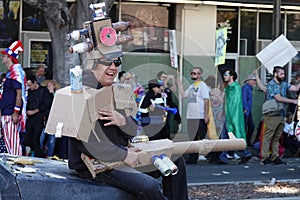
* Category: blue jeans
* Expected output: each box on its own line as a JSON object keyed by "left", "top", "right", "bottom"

{"left": 40, "top": 129, "right": 56, "bottom": 157}
{"left": 93, "top": 166, "right": 167, "bottom": 200}
{"left": 219, "top": 120, "right": 251, "bottom": 163}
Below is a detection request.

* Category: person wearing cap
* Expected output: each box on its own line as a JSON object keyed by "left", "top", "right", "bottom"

{"left": 68, "top": 58, "right": 168, "bottom": 200}
{"left": 0, "top": 41, "right": 26, "bottom": 155}
{"left": 241, "top": 73, "right": 257, "bottom": 146}
{"left": 138, "top": 78, "right": 188, "bottom": 200}
{"left": 177, "top": 66, "right": 210, "bottom": 164}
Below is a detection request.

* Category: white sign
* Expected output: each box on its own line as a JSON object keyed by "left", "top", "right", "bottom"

{"left": 256, "top": 34, "right": 298, "bottom": 74}
{"left": 169, "top": 30, "right": 178, "bottom": 68}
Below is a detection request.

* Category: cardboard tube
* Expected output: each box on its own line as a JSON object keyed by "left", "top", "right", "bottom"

{"left": 172, "top": 138, "right": 246, "bottom": 155}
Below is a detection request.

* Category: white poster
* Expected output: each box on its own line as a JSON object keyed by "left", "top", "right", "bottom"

{"left": 169, "top": 30, "right": 178, "bottom": 68}
{"left": 256, "top": 34, "right": 298, "bottom": 74}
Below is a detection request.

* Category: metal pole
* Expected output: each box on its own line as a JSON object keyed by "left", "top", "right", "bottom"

{"left": 272, "top": 0, "right": 282, "bottom": 40}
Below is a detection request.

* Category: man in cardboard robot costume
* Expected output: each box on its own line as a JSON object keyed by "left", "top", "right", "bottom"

{"left": 65, "top": 3, "right": 188, "bottom": 200}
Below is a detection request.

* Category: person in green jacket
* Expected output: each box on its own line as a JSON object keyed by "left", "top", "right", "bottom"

{"left": 222, "top": 69, "right": 252, "bottom": 164}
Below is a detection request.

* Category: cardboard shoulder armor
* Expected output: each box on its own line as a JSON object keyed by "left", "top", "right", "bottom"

{"left": 45, "top": 84, "right": 137, "bottom": 142}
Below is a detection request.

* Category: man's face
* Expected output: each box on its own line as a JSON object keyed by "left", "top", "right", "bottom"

{"left": 190, "top": 69, "right": 201, "bottom": 81}
{"left": 275, "top": 69, "right": 285, "bottom": 82}
{"left": 1, "top": 54, "right": 9, "bottom": 65}
{"left": 119, "top": 74, "right": 126, "bottom": 83}
{"left": 160, "top": 73, "right": 168, "bottom": 82}
{"left": 223, "top": 71, "right": 231, "bottom": 83}
{"left": 27, "top": 80, "right": 37, "bottom": 91}
{"left": 37, "top": 67, "right": 45, "bottom": 76}
{"left": 97, "top": 58, "right": 121, "bottom": 86}
{"left": 248, "top": 79, "right": 257, "bottom": 87}
{"left": 152, "top": 86, "right": 162, "bottom": 94}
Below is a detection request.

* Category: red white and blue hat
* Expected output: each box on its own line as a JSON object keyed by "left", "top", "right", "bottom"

{"left": 1, "top": 40, "right": 24, "bottom": 63}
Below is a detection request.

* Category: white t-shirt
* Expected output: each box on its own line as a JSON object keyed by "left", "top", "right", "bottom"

{"left": 283, "top": 121, "right": 294, "bottom": 136}
{"left": 185, "top": 81, "right": 210, "bottom": 119}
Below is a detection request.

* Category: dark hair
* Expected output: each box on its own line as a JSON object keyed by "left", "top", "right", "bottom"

{"left": 273, "top": 66, "right": 284, "bottom": 75}
{"left": 156, "top": 71, "right": 166, "bottom": 79}
{"left": 118, "top": 70, "right": 126, "bottom": 80}
{"left": 148, "top": 79, "right": 163, "bottom": 90}
{"left": 27, "top": 75, "right": 37, "bottom": 84}
{"left": 286, "top": 111, "right": 293, "bottom": 118}
{"left": 227, "top": 69, "right": 237, "bottom": 81}
{"left": 23, "top": 68, "right": 34, "bottom": 79}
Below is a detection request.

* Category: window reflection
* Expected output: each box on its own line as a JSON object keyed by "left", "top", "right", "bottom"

{"left": 292, "top": 52, "right": 300, "bottom": 78}
{"left": 287, "top": 13, "right": 300, "bottom": 41}
{"left": 121, "top": 4, "right": 169, "bottom": 52}
{"left": 22, "top": 2, "right": 48, "bottom": 31}
{"left": 0, "top": 0, "right": 20, "bottom": 48}
{"left": 217, "top": 7, "right": 238, "bottom": 53}
{"left": 240, "top": 11, "right": 257, "bottom": 56}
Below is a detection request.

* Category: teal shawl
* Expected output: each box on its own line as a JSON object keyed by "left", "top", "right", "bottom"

{"left": 225, "top": 81, "right": 246, "bottom": 141}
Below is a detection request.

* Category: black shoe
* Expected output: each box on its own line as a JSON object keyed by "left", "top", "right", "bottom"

{"left": 238, "top": 156, "right": 252, "bottom": 164}
{"left": 260, "top": 157, "right": 272, "bottom": 165}
{"left": 272, "top": 157, "right": 286, "bottom": 165}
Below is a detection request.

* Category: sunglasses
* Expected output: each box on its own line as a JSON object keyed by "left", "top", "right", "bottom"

{"left": 190, "top": 72, "right": 200, "bottom": 76}
{"left": 96, "top": 57, "right": 122, "bottom": 67}
{"left": 223, "top": 73, "right": 230, "bottom": 77}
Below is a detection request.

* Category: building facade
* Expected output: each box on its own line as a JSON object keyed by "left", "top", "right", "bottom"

{"left": 0, "top": 0, "right": 299, "bottom": 133}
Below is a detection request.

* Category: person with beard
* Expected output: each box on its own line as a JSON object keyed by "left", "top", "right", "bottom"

{"left": 221, "top": 70, "right": 252, "bottom": 165}
{"left": 261, "top": 66, "right": 300, "bottom": 165}
{"left": 177, "top": 67, "right": 210, "bottom": 164}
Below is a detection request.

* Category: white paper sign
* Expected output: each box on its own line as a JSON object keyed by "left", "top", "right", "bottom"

{"left": 256, "top": 34, "right": 298, "bottom": 74}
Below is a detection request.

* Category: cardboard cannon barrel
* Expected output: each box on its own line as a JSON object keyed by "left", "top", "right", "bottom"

{"left": 131, "top": 133, "right": 246, "bottom": 167}
{"left": 172, "top": 132, "right": 246, "bottom": 155}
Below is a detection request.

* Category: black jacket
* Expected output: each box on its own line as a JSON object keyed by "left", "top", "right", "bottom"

{"left": 68, "top": 70, "right": 136, "bottom": 171}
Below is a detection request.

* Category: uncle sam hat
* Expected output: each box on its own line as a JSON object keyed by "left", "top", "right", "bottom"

{"left": 1, "top": 41, "right": 24, "bottom": 63}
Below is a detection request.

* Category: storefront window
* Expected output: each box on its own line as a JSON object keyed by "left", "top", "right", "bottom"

{"left": 259, "top": 12, "right": 284, "bottom": 40}
{"left": 121, "top": 4, "right": 170, "bottom": 53}
{"left": 217, "top": 7, "right": 238, "bottom": 53}
{"left": 240, "top": 11, "right": 257, "bottom": 55}
{"left": 287, "top": 13, "right": 300, "bottom": 41}
{"left": 22, "top": 2, "right": 48, "bottom": 31}
{"left": 0, "top": 0, "right": 20, "bottom": 48}
{"left": 292, "top": 52, "right": 300, "bottom": 78}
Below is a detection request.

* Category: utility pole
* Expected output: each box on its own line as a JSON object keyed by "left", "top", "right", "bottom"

{"left": 272, "top": 0, "right": 282, "bottom": 40}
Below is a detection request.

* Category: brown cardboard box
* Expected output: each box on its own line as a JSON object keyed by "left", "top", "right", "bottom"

{"left": 45, "top": 84, "right": 137, "bottom": 142}
{"left": 45, "top": 86, "right": 113, "bottom": 142}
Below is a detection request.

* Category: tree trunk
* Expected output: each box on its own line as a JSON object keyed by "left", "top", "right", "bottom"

{"left": 23, "top": 0, "right": 115, "bottom": 87}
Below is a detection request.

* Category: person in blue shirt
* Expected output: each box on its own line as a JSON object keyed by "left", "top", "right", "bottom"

{"left": 261, "top": 66, "right": 300, "bottom": 165}
{"left": 241, "top": 74, "right": 257, "bottom": 147}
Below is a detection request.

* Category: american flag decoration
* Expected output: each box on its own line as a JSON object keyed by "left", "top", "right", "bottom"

{"left": 1, "top": 40, "right": 24, "bottom": 63}
{"left": 296, "top": 94, "right": 300, "bottom": 141}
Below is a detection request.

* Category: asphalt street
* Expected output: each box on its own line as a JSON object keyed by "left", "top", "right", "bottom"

{"left": 185, "top": 156, "right": 300, "bottom": 185}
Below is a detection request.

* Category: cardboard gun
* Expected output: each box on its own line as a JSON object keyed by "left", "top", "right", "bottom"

{"left": 81, "top": 132, "right": 246, "bottom": 178}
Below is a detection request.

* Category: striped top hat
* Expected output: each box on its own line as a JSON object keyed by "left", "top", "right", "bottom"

{"left": 1, "top": 41, "right": 24, "bottom": 63}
